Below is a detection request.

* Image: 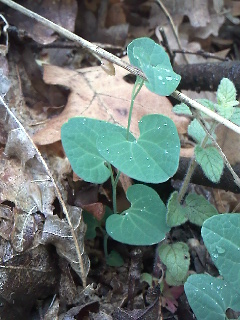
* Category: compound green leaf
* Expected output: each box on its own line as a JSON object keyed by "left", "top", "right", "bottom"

{"left": 127, "top": 37, "right": 181, "bottom": 96}
{"left": 167, "top": 191, "right": 188, "bottom": 227}
{"left": 197, "top": 99, "right": 215, "bottom": 112}
{"left": 185, "top": 193, "right": 218, "bottom": 226}
{"left": 61, "top": 117, "right": 134, "bottom": 184}
{"left": 158, "top": 242, "right": 190, "bottom": 286}
{"left": 202, "top": 214, "right": 240, "bottom": 289}
{"left": 195, "top": 145, "right": 224, "bottom": 183}
{"left": 97, "top": 114, "right": 180, "bottom": 183}
{"left": 185, "top": 274, "right": 240, "bottom": 320}
{"left": 106, "top": 184, "right": 170, "bottom": 245}
{"left": 172, "top": 103, "right": 192, "bottom": 116}
{"left": 216, "top": 78, "right": 239, "bottom": 119}
{"left": 230, "top": 107, "right": 240, "bottom": 126}
{"left": 188, "top": 119, "right": 213, "bottom": 145}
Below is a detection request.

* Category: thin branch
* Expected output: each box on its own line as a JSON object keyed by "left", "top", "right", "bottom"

{"left": 155, "top": 0, "right": 189, "bottom": 64}
{"left": 173, "top": 49, "right": 229, "bottom": 62}
{"left": 171, "top": 90, "right": 240, "bottom": 135}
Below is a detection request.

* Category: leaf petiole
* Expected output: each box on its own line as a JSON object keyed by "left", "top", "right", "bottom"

{"left": 126, "top": 76, "right": 144, "bottom": 140}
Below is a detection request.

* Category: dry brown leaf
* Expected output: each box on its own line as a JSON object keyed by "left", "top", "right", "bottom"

{"left": 11, "top": 209, "right": 40, "bottom": 252}
{"left": 216, "top": 125, "right": 240, "bottom": 165}
{"left": 40, "top": 206, "right": 90, "bottom": 283}
{"left": 0, "top": 156, "right": 55, "bottom": 214}
{"left": 33, "top": 63, "right": 189, "bottom": 146}
{"left": 0, "top": 205, "right": 13, "bottom": 241}
{"left": 7, "top": 0, "right": 78, "bottom": 44}
{"left": 0, "top": 242, "right": 59, "bottom": 319}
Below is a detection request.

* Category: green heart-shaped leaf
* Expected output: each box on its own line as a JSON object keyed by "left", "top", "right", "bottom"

{"left": 61, "top": 117, "right": 135, "bottom": 184}
{"left": 106, "top": 184, "right": 170, "bottom": 245}
{"left": 128, "top": 37, "right": 171, "bottom": 69}
{"left": 127, "top": 37, "right": 181, "bottom": 96}
{"left": 202, "top": 214, "right": 240, "bottom": 289}
{"left": 185, "top": 274, "right": 240, "bottom": 320}
{"left": 97, "top": 114, "right": 180, "bottom": 183}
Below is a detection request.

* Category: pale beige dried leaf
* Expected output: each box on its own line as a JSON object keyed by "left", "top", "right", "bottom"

{"left": 101, "top": 59, "right": 115, "bottom": 76}
{"left": 11, "top": 211, "right": 38, "bottom": 252}
{"left": 4, "top": 128, "right": 37, "bottom": 166}
{"left": 40, "top": 207, "right": 90, "bottom": 283}
{"left": 33, "top": 63, "right": 189, "bottom": 145}
{"left": 0, "top": 157, "right": 55, "bottom": 214}
{"left": 216, "top": 125, "right": 240, "bottom": 165}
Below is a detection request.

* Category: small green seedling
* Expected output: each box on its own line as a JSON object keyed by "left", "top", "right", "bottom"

{"left": 61, "top": 37, "right": 181, "bottom": 247}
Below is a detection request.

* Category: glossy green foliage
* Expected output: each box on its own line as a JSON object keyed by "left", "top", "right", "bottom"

{"left": 194, "top": 145, "right": 224, "bottom": 183}
{"left": 167, "top": 192, "right": 218, "bottom": 227}
{"left": 216, "top": 78, "right": 239, "bottom": 119}
{"left": 106, "top": 184, "right": 170, "bottom": 245}
{"left": 98, "top": 114, "right": 180, "bottom": 183}
{"left": 158, "top": 242, "right": 190, "bottom": 286}
{"left": 185, "top": 214, "right": 240, "bottom": 320}
{"left": 61, "top": 117, "right": 133, "bottom": 184}
{"left": 127, "top": 37, "right": 181, "bottom": 96}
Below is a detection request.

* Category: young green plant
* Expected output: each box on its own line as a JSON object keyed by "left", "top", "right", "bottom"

{"left": 61, "top": 37, "right": 181, "bottom": 248}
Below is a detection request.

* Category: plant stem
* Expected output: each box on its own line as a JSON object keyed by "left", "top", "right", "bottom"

{"left": 177, "top": 157, "right": 197, "bottom": 203}
{"left": 107, "top": 163, "right": 121, "bottom": 214}
{"left": 177, "top": 121, "right": 216, "bottom": 202}
{"left": 126, "top": 77, "right": 144, "bottom": 140}
{"left": 99, "top": 227, "right": 109, "bottom": 257}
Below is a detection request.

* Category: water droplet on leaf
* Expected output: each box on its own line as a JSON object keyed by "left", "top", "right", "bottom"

{"left": 216, "top": 245, "right": 225, "bottom": 254}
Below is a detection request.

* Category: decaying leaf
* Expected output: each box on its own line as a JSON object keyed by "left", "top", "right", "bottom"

{"left": 0, "top": 156, "right": 55, "bottom": 214}
{"left": 0, "top": 239, "right": 59, "bottom": 319}
{"left": 7, "top": 0, "right": 78, "bottom": 45}
{"left": 0, "top": 204, "right": 13, "bottom": 240}
{"left": 11, "top": 209, "right": 42, "bottom": 252}
{"left": 40, "top": 206, "right": 90, "bottom": 285}
{"left": 112, "top": 297, "right": 159, "bottom": 320}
